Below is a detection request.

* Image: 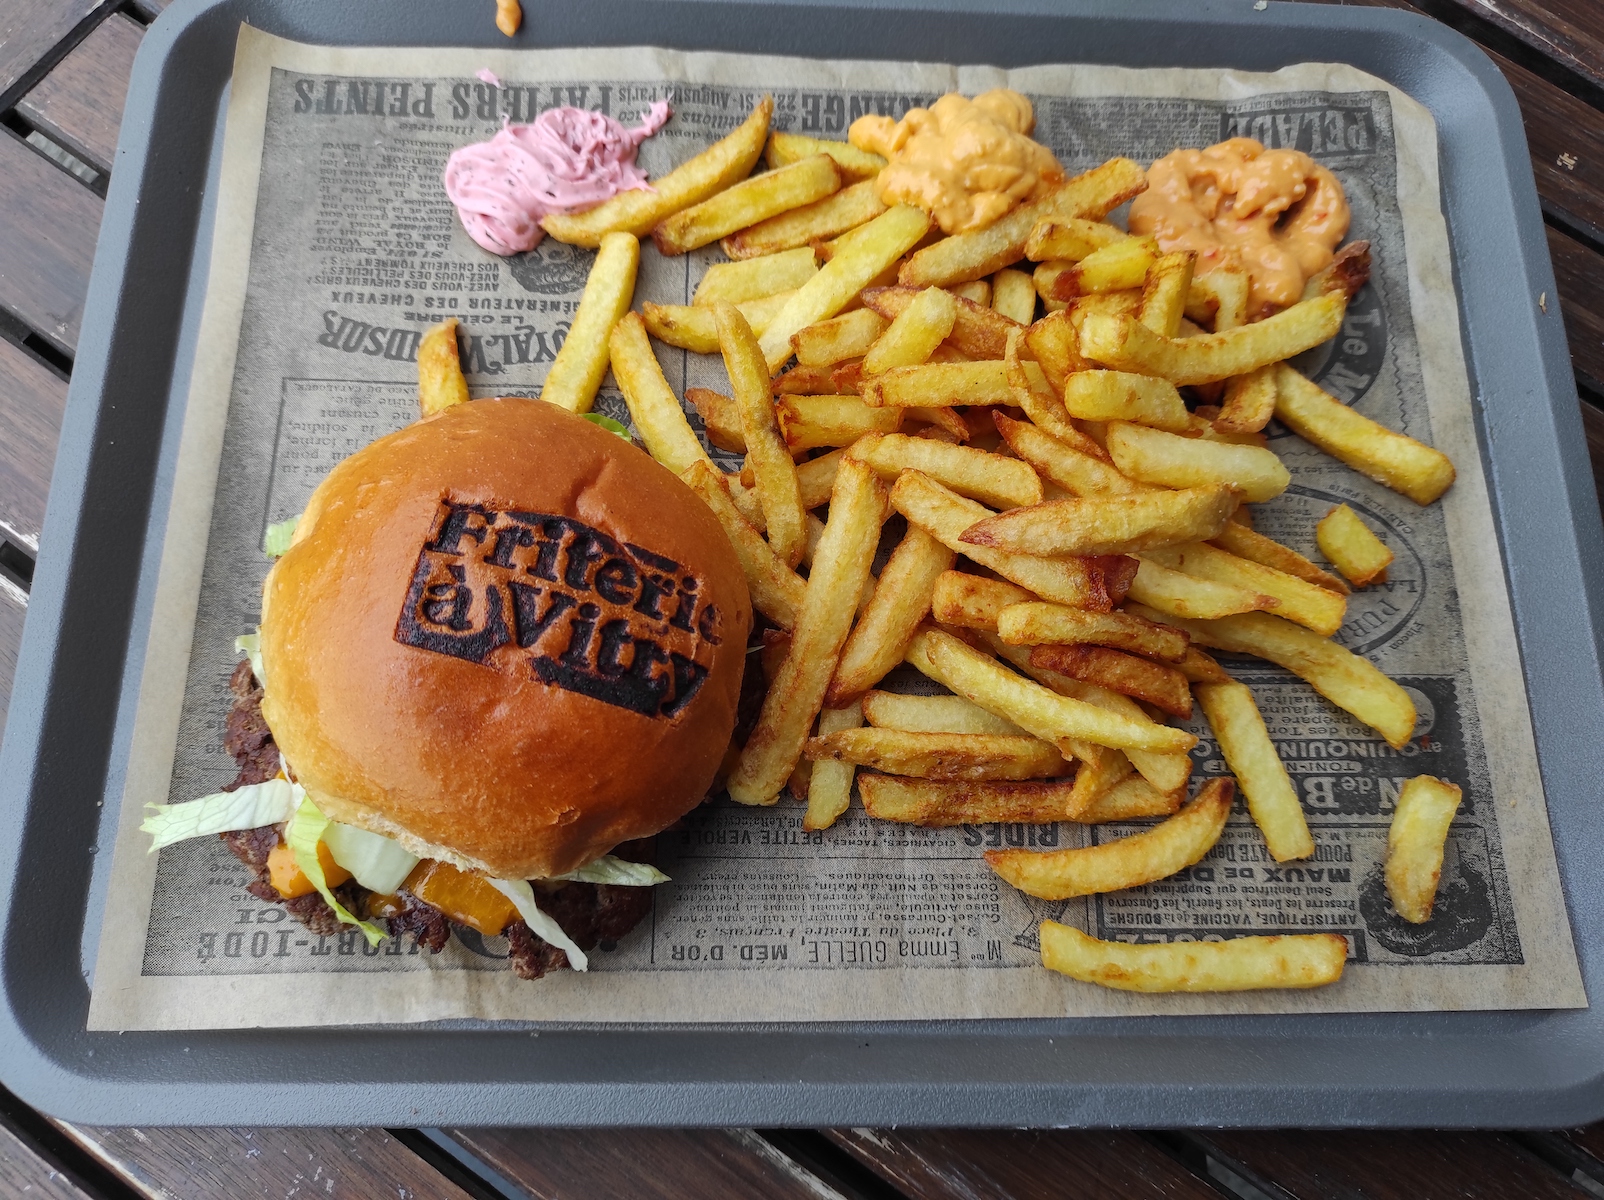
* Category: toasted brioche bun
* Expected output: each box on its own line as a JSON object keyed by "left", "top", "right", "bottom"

{"left": 260, "top": 398, "right": 751, "bottom": 880}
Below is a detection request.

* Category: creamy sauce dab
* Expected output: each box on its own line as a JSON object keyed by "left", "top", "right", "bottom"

{"left": 1128, "top": 137, "right": 1350, "bottom": 317}
{"left": 848, "top": 89, "right": 1063, "bottom": 235}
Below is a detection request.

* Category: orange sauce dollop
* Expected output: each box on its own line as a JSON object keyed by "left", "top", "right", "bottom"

{"left": 1128, "top": 137, "right": 1350, "bottom": 319}
{"left": 848, "top": 89, "right": 1064, "bottom": 235}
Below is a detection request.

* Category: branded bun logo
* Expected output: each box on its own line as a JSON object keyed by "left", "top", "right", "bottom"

{"left": 395, "top": 500, "right": 721, "bottom": 719}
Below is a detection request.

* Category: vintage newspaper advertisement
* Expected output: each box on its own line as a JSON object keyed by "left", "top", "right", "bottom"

{"left": 86, "top": 27, "right": 1584, "bottom": 1029}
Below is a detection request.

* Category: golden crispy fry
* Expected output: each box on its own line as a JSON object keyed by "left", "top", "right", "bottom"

{"left": 495, "top": 0, "right": 522, "bottom": 36}
{"left": 1386, "top": 775, "right": 1464, "bottom": 923}
{"left": 1317, "top": 504, "right": 1394, "bottom": 586}
{"left": 806, "top": 727, "right": 1068, "bottom": 780}
{"left": 682, "top": 461, "right": 806, "bottom": 629}
{"left": 1274, "top": 366, "right": 1456, "bottom": 504}
{"left": 1129, "top": 605, "right": 1418, "bottom": 748}
{"left": 773, "top": 364, "right": 842, "bottom": 396}
{"left": 851, "top": 432, "right": 1042, "bottom": 510}
{"left": 900, "top": 159, "right": 1148, "bottom": 287}
{"left": 1063, "top": 371, "right": 1190, "bottom": 432}
{"left": 1195, "top": 682, "right": 1313, "bottom": 862}
{"left": 609, "top": 312, "right": 711, "bottom": 475}
{"left": 538, "top": 233, "right": 637, "bottom": 413}
{"left": 726, "top": 471, "right": 768, "bottom": 531}
{"left": 961, "top": 485, "right": 1236, "bottom": 558}
{"left": 642, "top": 291, "right": 796, "bottom": 354}
{"left": 418, "top": 318, "right": 470, "bottom": 416}
{"left": 864, "top": 286, "right": 958, "bottom": 375}
{"left": 1137, "top": 251, "right": 1195, "bottom": 337}
{"left": 1024, "top": 218, "right": 1130, "bottom": 263}
{"left": 544, "top": 96, "right": 772, "bottom": 246}
{"left": 1127, "top": 557, "right": 1278, "bottom": 620}
{"left": 654, "top": 154, "right": 841, "bottom": 255}
{"left": 728, "top": 458, "right": 887, "bottom": 804}
{"left": 930, "top": 571, "right": 1033, "bottom": 630}
{"left": 1176, "top": 646, "right": 1232, "bottom": 685}
{"left": 1050, "top": 237, "right": 1158, "bottom": 298}
{"left": 950, "top": 279, "right": 991, "bottom": 305}
{"left": 1078, "top": 775, "right": 1183, "bottom": 823}
{"left": 860, "top": 776, "right": 1081, "bottom": 825}
{"left": 993, "top": 414, "right": 1148, "bottom": 502}
{"left": 1080, "top": 293, "right": 1346, "bottom": 385}
{"left": 723, "top": 179, "right": 888, "bottom": 259}
{"left": 1144, "top": 542, "right": 1346, "bottom": 637}
{"left": 1018, "top": 311, "right": 1082, "bottom": 397}
{"left": 1028, "top": 644, "right": 1193, "bottom": 719}
{"left": 766, "top": 131, "right": 887, "bottom": 181}
{"left": 988, "top": 778, "right": 1232, "bottom": 899}
{"left": 1106, "top": 421, "right": 1290, "bottom": 503}
{"left": 1040, "top": 923, "right": 1347, "bottom": 992}
{"left": 717, "top": 303, "right": 807, "bottom": 567}
{"left": 827, "top": 525, "right": 954, "bottom": 704}
{"left": 759, "top": 206, "right": 932, "bottom": 372}
{"left": 1066, "top": 746, "right": 1135, "bottom": 812}
{"left": 1302, "top": 241, "right": 1372, "bottom": 303}
{"left": 991, "top": 268, "right": 1038, "bottom": 325}
{"left": 1209, "top": 521, "right": 1349, "bottom": 595}
{"left": 860, "top": 361, "right": 1012, "bottom": 408}
{"left": 777, "top": 394, "right": 902, "bottom": 451}
{"left": 996, "top": 602, "right": 1189, "bottom": 663}
{"left": 696, "top": 247, "right": 819, "bottom": 306}
{"left": 891, "top": 472, "right": 1102, "bottom": 609}
{"left": 684, "top": 387, "right": 745, "bottom": 453}
{"left": 796, "top": 447, "right": 846, "bottom": 508}
{"left": 1216, "top": 365, "right": 1278, "bottom": 434}
{"left": 1184, "top": 267, "right": 1249, "bottom": 331}
{"left": 861, "top": 691, "right": 1028, "bottom": 736}
{"left": 906, "top": 629, "right": 1198, "bottom": 756}
{"left": 862, "top": 286, "right": 1020, "bottom": 359}
{"left": 904, "top": 406, "right": 971, "bottom": 441}
{"left": 1032, "top": 260, "right": 1076, "bottom": 304}
{"left": 792, "top": 308, "right": 888, "bottom": 367}
{"left": 805, "top": 702, "right": 863, "bottom": 831}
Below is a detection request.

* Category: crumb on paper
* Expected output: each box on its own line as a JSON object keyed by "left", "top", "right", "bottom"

{"left": 496, "top": 0, "right": 522, "bottom": 37}
{"left": 477, "top": 68, "right": 501, "bottom": 86}
{"left": 1539, "top": 291, "right": 1548, "bottom": 313}
{"left": 1254, "top": 1, "right": 1268, "bottom": 9}
{"left": 1558, "top": 152, "right": 1578, "bottom": 170}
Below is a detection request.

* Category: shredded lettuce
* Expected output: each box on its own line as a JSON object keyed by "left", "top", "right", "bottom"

{"left": 581, "top": 413, "right": 632, "bottom": 441}
{"left": 555, "top": 855, "right": 669, "bottom": 887}
{"left": 286, "top": 795, "right": 386, "bottom": 946}
{"left": 141, "top": 778, "right": 301, "bottom": 851}
{"left": 235, "top": 632, "right": 265, "bottom": 686}
{"left": 263, "top": 514, "right": 301, "bottom": 557}
{"left": 486, "top": 878, "right": 589, "bottom": 971}
{"left": 322, "top": 821, "right": 419, "bottom": 895}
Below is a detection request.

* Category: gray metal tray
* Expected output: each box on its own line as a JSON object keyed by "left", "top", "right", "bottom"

{"left": 2, "top": 0, "right": 1601, "bottom": 1128}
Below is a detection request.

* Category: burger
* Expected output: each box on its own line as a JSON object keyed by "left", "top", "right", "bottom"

{"left": 143, "top": 398, "right": 752, "bottom": 978}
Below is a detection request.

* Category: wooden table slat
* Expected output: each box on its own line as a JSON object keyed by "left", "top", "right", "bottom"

{"left": 0, "top": 0, "right": 110, "bottom": 103}
{"left": 447, "top": 1128, "right": 850, "bottom": 1199}
{"left": 1438, "top": 0, "right": 1604, "bottom": 92}
{"left": 0, "top": 336, "right": 66, "bottom": 551}
{"left": 126, "top": 0, "right": 169, "bottom": 19}
{"left": 0, "top": 580, "right": 25, "bottom": 742}
{"left": 0, "top": 1116, "right": 99, "bottom": 1200}
{"left": 0, "top": 130, "right": 101, "bottom": 356}
{"left": 1545, "top": 225, "right": 1604, "bottom": 396}
{"left": 18, "top": 12, "right": 142, "bottom": 175}
{"left": 55, "top": 1125, "right": 479, "bottom": 1200}
{"left": 826, "top": 1128, "right": 1221, "bottom": 1200}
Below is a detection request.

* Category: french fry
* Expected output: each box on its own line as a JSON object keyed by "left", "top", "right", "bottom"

{"left": 681, "top": 461, "right": 806, "bottom": 629}
{"left": 796, "top": 448, "right": 846, "bottom": 508}
{"left": 642, "top": 291, "right": 796, "bottom": 354}
{"left": 862, "top": 286, "right": 1021, "bottom": 359}
{"left": 1137, "top": 251, "right": 1195, "bottom": 337}
{"left": 806, "top": 727, "right": 1068, "bottom": 780}
{"left": 684, "top": 388, "right": 745, "bottom": 453}
{"left": 861, "top": 691, "right": 1028, "bottom": 737}
{"left": 544, "top": 96, "right": 772, "bottom": 246}
{"left": 993, "top": 413, "right": 1149, "bottom": 500}
{"left": 930, "top": 571, "right": 1033, "bottom": 630}
{"left": 892, "top": 472, "right": 1103, "bottom": 608}
{"left": 792, "top": 308, "right": 888, "bottom": 367}
{"left": 827, "top": 525, "right": 955, "bottom": 704}
{"left": 418, "top": 318, "right": 470, "bottom": 416}
{"left": 1126, "top": 557, "right": 1279, "bottom": 620}
{"left": 778, "top": 394, "right": 903, "bottom": 451}
{"left": 1143, "top": 542, "right": 1347, "bottom": 636}
{"left": 961, "top": 485, "right": 1236, "bottom": 558}
{"left": 1024, "top": 218, "right": 1129, "bottom": 262}
{"left": 495, "top": 0, "right": 522, "bottom": 36}
{"left": 906, "top": 628, "right": 1198, "bottom": 756}
{"left": 860, "top": 776, "right": 1081, "bottom": 826}
{"left": 1209, "top": 521, "right": 1349, "bottom": 595}
{"left": 653, "top": 154, "right": 841, "bottom": 255}
{"left": 1195, "top": 682, "right": 1313, "bottom": 862}
{"left": 1067, "top": 746, "right": 1136, "bottom": 813}
{"left": 765, "top": 130, "right": 887, "bottom": 181}
{"left": 1176, "top": 646, "right": 1232, "bottom": 685}
{"left": 1040, "top": 923, "right": 1347, "bottom": 992}
{"left": 1022, "top": 309, "right": 1090, "bottom": 395}
{"left": 851, "top": 432, "right": 1043, "bottom": 510}
{"left": 1078, "top": 775, "right": 1183, "bottom": 823}
{"left": 609, "top": 312, "right": 711, "bottom": 476}
{"left": 900, "top": 158, "right": 1148, "bottom": 287}
{"left": 1302, "top": 240, "right": 1372, "bottom": 303}
{"left": 1107, "top": 421, "right": 1290, "bottom": 503}
{"left": 728, "top": 458, "right": 887, "bottom": 804}
{"left": 991, "top": 268, "right": 1038, "bottom": 325}
{"left": 904, "top": 406, "right": 971, "bottom": 442}
{"left": 1128, "top": 605, "right": 1418, "bottom": 748}
{"left": 1062, "top": 371, "right": 1190, "bottom": 432}
{"left": 1028, "top": 644, "right": 1193, "bottom": 719}
{"left": 1046, "top": 237, "right": 1158, "bottom": 299}
{"left": 1080, "top": 293, "right": 1346, "bottom": 385}
{"left": 1184, "top": 267, "right": 1249, "bottom": 331}
{"left": 996, "top": 602, "right": 1189, "bottom": 663}
{"left": 695, "top": 246, "right": 819, "bottom": 306}
{"left": 717, "top": 303, "right": 807, "bottom": 567}
{"left": 759, "top": 205, "right": 932, "bottom": 372}
{"left": 861, "top": 361, "right": 1013, "bottom": 408}
{"left": 1215, "top": 365, "right": 1279, "bottom": 434}
{"left": 950, "top": 279, "right": 992, "bottom": 306}
{"left": 1317, "top": 504, "right": 1394, "bottom": 586}
{"left": 538, "top": 232, "right": 638, "bottom": 413}
{"left": 1274, "top": 366, "right": 1455, "bottom": 505}
{"left": 773, "top": 364, "right": 841, "bottom": 396}
{"left": 723, "top": 179, "right": 889, "bottom": 259}
{"left": 1386, "top": 775, "right": 1464, "bottom": 923}
{"left": 726, "top": 471, "right": 768, "bottom": 531}
{"left": 805, "top": 702, "right": 864, "bottom": 831}
{"left": 1032, "top": 260, "right": 1077, "bottom": 304}
{"left": 987, "top": 778, "right": 1231, "bottom": 899}
{"left": 864, "top": 286, "right": 959, "bottom": 375}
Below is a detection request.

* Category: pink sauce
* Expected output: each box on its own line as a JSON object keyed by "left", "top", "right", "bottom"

{"left": 443, "top": 101, "right": 672, "bottom": 255}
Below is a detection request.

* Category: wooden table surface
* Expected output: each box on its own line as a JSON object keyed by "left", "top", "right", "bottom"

{"left": 3, "top": 0, "right": 1604, "bottom": 1195}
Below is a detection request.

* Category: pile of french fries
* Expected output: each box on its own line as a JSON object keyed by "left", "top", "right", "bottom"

{"left": 422, "top": 94, "right": 1472, "bottom": 993}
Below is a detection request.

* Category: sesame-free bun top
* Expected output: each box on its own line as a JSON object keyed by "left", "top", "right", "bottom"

{"left": 259, "top": 398, "right": 751, "bottom": 881}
